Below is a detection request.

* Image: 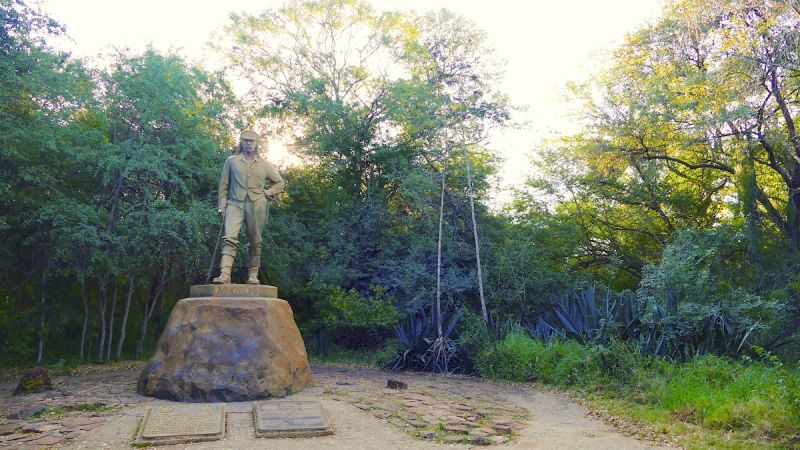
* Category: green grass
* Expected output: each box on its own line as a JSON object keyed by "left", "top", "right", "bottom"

{"left": 476, "top": 332, "right": 800, "bottom": 449}
{"left": 308, "top": 340, "right": 398, "bottom": 368}
{"left": 31, "top": 406, "right": 68, "bottom": 418}
{"left": 73, "top": 402, "right": 113, "bottom": 413}
{"left": 29, "top": 402, "right": 115, "bottom": 419}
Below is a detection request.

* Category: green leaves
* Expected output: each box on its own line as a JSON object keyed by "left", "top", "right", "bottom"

{"left": 0, "top": 1, "right": 238, "bottom": 361}
{"left": 321, "top": 285, "right": 400, "bottom": 330}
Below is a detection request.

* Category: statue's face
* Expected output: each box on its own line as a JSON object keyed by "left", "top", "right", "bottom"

{"left": 241, "top": 138, "right": 256, "bottom": 154}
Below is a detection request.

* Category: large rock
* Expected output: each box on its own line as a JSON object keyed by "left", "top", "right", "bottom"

{"left": 13, "top": 367, "right": 52, "bottom": 396}
{"left": 137, "top": 285, "right": 312, "bottom": 402}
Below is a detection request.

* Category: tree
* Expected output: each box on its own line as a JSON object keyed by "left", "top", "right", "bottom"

{"left": 530, "top": 0, "right": 800, "bottom": 288}
{"left": 0, "top": 0, "right": 98, "bottom": 362}
{"left": 218, "top": 1, "right": 510, "bottom": 352}
{"left": 92, "top": 49, "right": 234, "bottom": 359}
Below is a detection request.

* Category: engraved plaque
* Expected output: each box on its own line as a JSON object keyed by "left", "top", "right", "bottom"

{"left": 254, "top": 400, "right": 333, "bottom": 438}
{"left": 190, "top": 284, "right": 278, "bottom": 298}
{"left": 136, "top": 404, "right": 225, "bottom": 445}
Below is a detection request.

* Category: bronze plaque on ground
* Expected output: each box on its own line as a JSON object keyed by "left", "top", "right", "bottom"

{"left": 135, "top": 403, "right": 225, "bottom": 445}
{"left": 254, "top": 400, "right": 333, "bottom": 438}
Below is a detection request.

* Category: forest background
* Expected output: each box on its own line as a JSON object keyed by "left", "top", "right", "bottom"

{"left": 2, "top": 0, "right": 800, "bottom": 447}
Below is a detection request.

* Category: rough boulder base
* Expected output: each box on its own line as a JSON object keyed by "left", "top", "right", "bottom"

{"left": 137, "top": 288, "right": 312, "bottom": 402}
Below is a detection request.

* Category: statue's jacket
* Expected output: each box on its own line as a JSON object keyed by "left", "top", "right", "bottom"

{"left": 218, "top": 153, "right": 285, "bottom": 211}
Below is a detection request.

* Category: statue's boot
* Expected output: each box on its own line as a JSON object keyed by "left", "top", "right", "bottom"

{"left": 212, "top": 254, "right": 234, "bottom": 284}
{"left": 247, "top": 247, "right": 261, "bottom": 284}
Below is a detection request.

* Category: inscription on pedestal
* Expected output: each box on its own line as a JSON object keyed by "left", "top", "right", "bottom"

{"left": 190, "top": 284, "right": 278, "bottom": 298}
{"left": 254, "top": 400, "right": 333, "bottom": 438}
{"left": 136, "top": 404, "right": 225, "bottom": 445}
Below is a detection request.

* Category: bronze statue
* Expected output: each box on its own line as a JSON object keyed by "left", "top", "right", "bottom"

{"left": 213, "top": 130, "right": 285, "bottom": 284}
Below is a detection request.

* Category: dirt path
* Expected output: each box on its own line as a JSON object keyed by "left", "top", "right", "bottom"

{"left": 0, "top": 365, "right": 673, "bottom": 449}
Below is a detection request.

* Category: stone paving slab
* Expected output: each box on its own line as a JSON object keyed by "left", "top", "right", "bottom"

{"left": 314, "top": 368, "right": 526, "bottom": 445}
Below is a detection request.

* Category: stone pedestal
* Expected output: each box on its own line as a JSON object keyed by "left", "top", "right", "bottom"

{"left": 137, "top": 285, "right": 312, "bottom": 402}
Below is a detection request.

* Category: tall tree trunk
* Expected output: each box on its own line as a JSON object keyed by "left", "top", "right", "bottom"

{"left": 788, "top": 166, "right": 800, "bottom": 250}
{"left": 116, "top": 273, "right": 135, "bottom": 360}
{"left": 739, "top": 143, "right": 761, "bottom": 263}
{"left": 136, "top": 268, "right": 164, "bottom": 359}
{"left": 79, "top": 283, "right": 89, "bottom": 361}
{"left": 36, "top": 268, "right": 47, "bottom": 363}
{"left": 435, "top": 169, "right": 445, "bottom": 339}
{"left": 768, "top": 67, "right": 800, "bottom": 249}
{"left": 96, "top": 281, "right": 107, "bottom": 361}
{"left": 465, "top": 154, "right": 488, "bottom": 325}
{"left": 106, "top": 280, "right": 118, "bottom": 361}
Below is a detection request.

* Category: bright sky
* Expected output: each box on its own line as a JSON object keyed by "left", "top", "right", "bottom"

{"left": 40, "top": 0, "right": 664, "bottom": 202}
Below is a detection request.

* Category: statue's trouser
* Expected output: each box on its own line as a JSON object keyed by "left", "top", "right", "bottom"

{"left": 218, "top": 196, "right": 267, "bottom": 283}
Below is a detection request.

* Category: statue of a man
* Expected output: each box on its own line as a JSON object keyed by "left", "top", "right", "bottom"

{"left": 213, "top": 130, "right": 285, "bottom": 284}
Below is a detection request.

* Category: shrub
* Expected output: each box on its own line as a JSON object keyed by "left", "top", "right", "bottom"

{"left": 458, "top": 310, "right": 521, "bottom": 373}
{"left": 321, "top": 285, "right": 400, "bottom": 330}
{"left": 477, "top": 333, "right": 645, "bottom": 390}
{"left": 308, "top": 285, "right": 401, "bottom": 350}
{"left": 308, "top": 339, "right": 399, "bottom": 367}
{"left": 580, "top": 339, "right": 639, "bottom": 387}
{"left": 636, "top": 227, "right": 782, "bottom": 359}
{"left": 475, "top": 331, "right": 539, "bottom": 381}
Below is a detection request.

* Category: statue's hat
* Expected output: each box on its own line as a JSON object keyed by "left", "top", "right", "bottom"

{"left": 240, "top": 129, "right": 260, "bottom": 140}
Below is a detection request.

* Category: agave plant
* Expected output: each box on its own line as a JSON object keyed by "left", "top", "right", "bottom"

{"left": 533, "top": 285, "right": 644, "bottom": 343}
{"left": 529, "top": 285, "right": 769, "bottom": 361}
{"left": 391, "top": 307, "right": 434, "bottom": 371}
{"left": 487, "top": 313, "right": 521, "bottom": 341}
{"left": 524, "top": 316, "right": 564, "bottom": 342}
{"left": 391, "top": 306, "right": 462, "bottom": 373}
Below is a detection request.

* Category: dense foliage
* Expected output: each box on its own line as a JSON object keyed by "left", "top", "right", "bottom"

{"left": 2, "top": 0, "right": 800, "bottom": 420}
{"left": 0, "top": 0, "right": 509, "bottom": 363}
{"left": 507, "top": 0, "right": 800, "bottom": 362}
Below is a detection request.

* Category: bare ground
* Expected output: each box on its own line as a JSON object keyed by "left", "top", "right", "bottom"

{"left": 1, "top": 364, "right": 675, "bottom": 449}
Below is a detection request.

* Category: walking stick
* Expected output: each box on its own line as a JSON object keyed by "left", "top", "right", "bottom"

{"left": 206, "top": 216, "right": 225, "bottom": 284}
{"left": 256, "top": 199, "right": 271, "bottom": 284}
